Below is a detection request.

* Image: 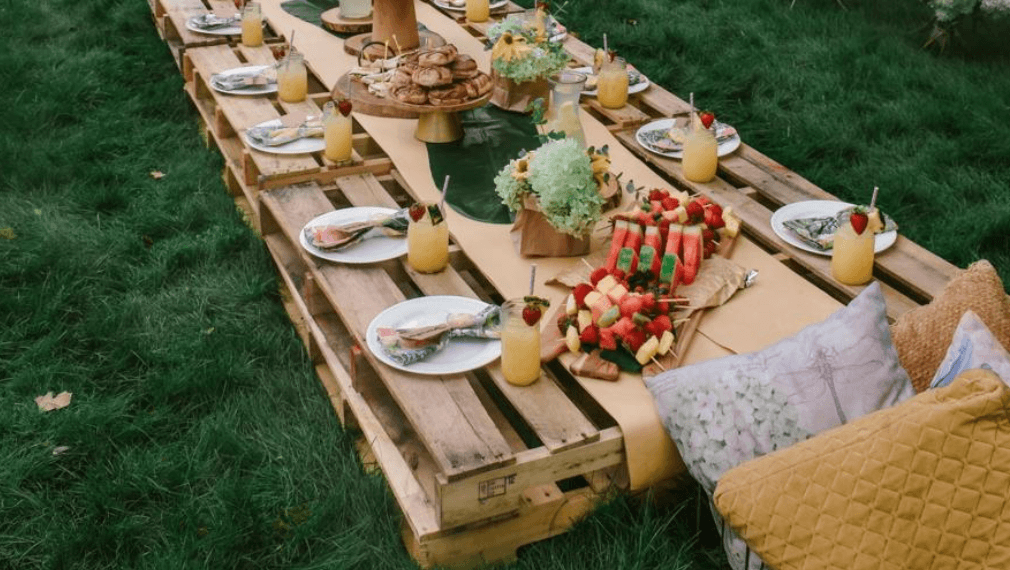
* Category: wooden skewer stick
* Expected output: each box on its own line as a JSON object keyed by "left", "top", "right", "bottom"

{"left": 649, "top": 356, "right": 666, "bottom": 371}
{"left": 581, "top": 258, "right": 595, "bottom": 271}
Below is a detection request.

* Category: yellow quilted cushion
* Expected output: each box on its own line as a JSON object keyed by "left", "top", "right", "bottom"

{"left": 714, "top": 369, "right": 1010, "bottom": 570}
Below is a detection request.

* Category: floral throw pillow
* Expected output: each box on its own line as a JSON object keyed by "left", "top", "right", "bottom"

{"left": 646, "top": 281, "right": 915, "bottom": 570}
{"left": 931, "top": 310, "right": 1010, "bottom": 389}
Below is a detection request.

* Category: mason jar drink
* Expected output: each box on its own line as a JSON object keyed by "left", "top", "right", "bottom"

{"left": 596, "top": 56, "right": 629, "bottom": 109}
{"left": 241, "top": 2, "right": 264, "bottom": 47}
{"left": 499, "top": 298, "right": 542, "bottom": 386}
{"left": 407, "top": 203, "right": 449, "bottom": 273}
{"left": 277, "top": 52, "right": 308, "bottom": 103}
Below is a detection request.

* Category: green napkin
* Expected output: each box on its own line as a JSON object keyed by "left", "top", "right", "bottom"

{"left": 280, "top": 0, "right": 349, "bottom": 37}
{"left": 427, "top": 106, "right": 541, "bottom": 225}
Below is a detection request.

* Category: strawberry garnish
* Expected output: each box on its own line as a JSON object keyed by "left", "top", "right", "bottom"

{"left": 685, "top": 200, "right": 704, "bottom": 223}
{"left": 408, "top": 203, "right": 426, "bottom": 222}
{"left": 589, "top": 267, "right": 609, "bottom": 286}
{"left": 661, "top": 197, "right": 679, "bottom": 211}
{"left": 337, "top": 98, "right": 352, "bottom": 117}
{"left": 521, "top": 296, "right": 549, "bottom": 327}
{"left": 572, "top": 283, "right": 594, "bottom": 307}
{"left": 648, "top": 189, "right": 668, "bottom": 202}
{"left": 699, "top": 111, "right": 715, "bottom": 129}
{"left": 850, "top": 208, "right": 869, "bottom": 235}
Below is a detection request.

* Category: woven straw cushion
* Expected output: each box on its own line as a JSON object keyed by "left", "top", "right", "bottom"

{"left": 714, "top": 368, "right": 1010, "bottom": 570}
{"left": 891, "top": 260, "right": 1010, "bottom": 393}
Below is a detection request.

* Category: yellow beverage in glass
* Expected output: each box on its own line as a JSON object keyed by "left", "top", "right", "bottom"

{"left": 407, "top": 205, "right": 449, "bottom": 273}
{"left": 682, "top": 122, "right": 718, "bottom": 182}
{"left": 596, "top": 57, "right": 629, "bottom": 109}
{"left": 500, "top": 300, "right": 541, "bottom": 386}
{"left": 466, "top": 0, "right": 489, "bottom": 22}
{"left": 831, "top": 222, "right": 875, "bottom": 285}
{"left": 241, "top": 2, "right": 263, "bottom": 47}
{"left": 277, "top": 53, "right": 308, "bottom": 103}
{"left": 323, "top": 101, "right": 353, "bottom": 164}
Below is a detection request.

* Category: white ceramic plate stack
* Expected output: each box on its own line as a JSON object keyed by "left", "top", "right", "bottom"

{"left": 299, "top": 207, "right": 409, "bottom": 264}
{"left": 770, "top": 200, "right": 898, "bottom": 255}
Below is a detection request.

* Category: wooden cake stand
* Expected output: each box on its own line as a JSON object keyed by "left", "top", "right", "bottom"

{"left": 387, "top": 87, "right": 493, "bottom": 143}
{"left": 320, "top": 7, "right": 372, "bottom": 34}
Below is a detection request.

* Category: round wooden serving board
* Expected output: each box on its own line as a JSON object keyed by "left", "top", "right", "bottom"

{"left": 331, "top": 72, "right": 421, "bottom": 119}
{"left": 320, "top": 7, "right": 373, "bottom": 33}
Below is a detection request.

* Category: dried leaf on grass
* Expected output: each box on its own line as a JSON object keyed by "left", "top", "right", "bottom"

{"left": 35, "top": 391, "right": 73, "bottom": 412}
{"left": 150, "top": 170, "right": 166, "bottom": 180}
{"left": 0, "top": 227, "right": 15, "bottom": 239}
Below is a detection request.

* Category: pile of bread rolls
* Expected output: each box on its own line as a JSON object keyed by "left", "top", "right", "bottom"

{"left": 391, "top": 44, "right": 492, "bottom": 106}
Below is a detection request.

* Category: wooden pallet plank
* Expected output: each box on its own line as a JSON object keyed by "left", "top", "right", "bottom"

{"left": 260, "top": 183, "right": 515, "bottom": 479}
{"left": 435, "top": 426, "right": 622, "bottom": 529}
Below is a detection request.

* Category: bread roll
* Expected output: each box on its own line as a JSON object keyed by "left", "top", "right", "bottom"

{"left": 463, "top": 73, "right": 492, "bottom": 97}
{"left": 412, "top": 65, "right": 452, "bottom": 87}
{"left": 390, "top": 67, "right": 413, "bottom": 87}
{"left": 428, "top": 83, "right": 468, "bottom": 106}
{"left": 450, "top": 54, "right": 479, "bottom": 80}
{"left": 393, "top": 84, "right": 428, "bottom": 105}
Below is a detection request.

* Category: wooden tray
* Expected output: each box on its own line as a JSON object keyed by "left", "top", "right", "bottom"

{"left": 331, "top": 72, "right": 420, "bottom": 119}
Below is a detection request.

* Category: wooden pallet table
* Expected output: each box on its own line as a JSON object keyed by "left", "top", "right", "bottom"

{"left": 151, "top": 0, "right": 283, "bottom": 68}
{"left": 149, "top": 2, "right": 973, "bottom": 566}
{"left": 181, "top": 43, "right": 394, "bottom": 230}
{"left": 259, "top": 172, "right": 628, "bottom": 567}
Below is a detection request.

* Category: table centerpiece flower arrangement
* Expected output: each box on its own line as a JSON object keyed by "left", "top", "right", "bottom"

{"left": 486, "top": 9, "right": 570, "bottom": 113}
{"left": 494, "top": 137, "right": 621, "bottom": 257}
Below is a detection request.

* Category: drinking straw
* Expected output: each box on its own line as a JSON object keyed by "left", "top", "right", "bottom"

{"left": 439, "top": 175, "right": 450, "bottom": 215}
{"left": 869, "top": 186, "right": 879, "bottom": 210}
{"left": 529, "top": 264, "right": 537, "bottom": 296}
{"left": 284, "top": 30, "right": 296, "bottom": 72}
{"left": 603, "top": 33, "right": 608, "bottom": 53}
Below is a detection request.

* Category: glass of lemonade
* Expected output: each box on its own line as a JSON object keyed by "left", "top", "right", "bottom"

{"left": 499, "top": 298, "right": 542, "bottom": 386}
{"left": 407, "top": 203, "right": 449, "bottom": 273}
{"left": 277, "top": 52, "right": 308, "bottom": 103}
{"left": 596, "top": 56, "right": 629, "bottom": 109}
{"left": 322, "top": 100, "right": 353, "bottom": 165}
{"left": 466, "top": 0, "right": 489, "bottom": 22}
{"left": 831, "top": 222, "right": 874, "bottom": 285}
{"left": 241, "top": 2, "right": 263, "bottom": 47}
{"left": 682, "top": 117, "right": 718, "bottom": 183}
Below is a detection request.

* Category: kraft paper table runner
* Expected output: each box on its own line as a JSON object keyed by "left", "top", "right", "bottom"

{"left": 259, "top": 0, "right": 844, "bottom": 490}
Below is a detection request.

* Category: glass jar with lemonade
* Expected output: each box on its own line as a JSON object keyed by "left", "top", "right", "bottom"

{"left": 831, "top": 209, "right": 875, "bottom": 285}
{"left": 682, "top": 114, "right": 718, "bottom": 183}
{"left": 277, "top": 51, "right": 308, "bottom": 103}
{"left": 596, "top": 56, "right": 629, "bottom": 109}
{"left": 241, "top": 1, "right": 263, "bottom": 47}
{"left": 407, "top": 202, "right": 449, "bottom": 274}
{"left": 499, "top": 297, "right": 548, "bottom": 386}
{"left": 322, "top": 99, "right": 354, "bottom": 165}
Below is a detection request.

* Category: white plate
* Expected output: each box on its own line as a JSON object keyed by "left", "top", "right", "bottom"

{"left": 210, "top": 65, "right": 277, "bottom": 96}
{"left": 635, "top": 118, "right": 741, "bottom": 159}
{"left": 244, "top": 118, "right": 325, "bottom": 155}
{"left": 299, "top": 207, "right": 408, "bottom": 264}
{"left": 185, "top": 14, "right": 242, "bottom": 36}
{"left": 433, "top": 0, "right": 508, "bottom": 12}
{"left": 366, "top": 296, "right": 502, "bottom": 376}
{"left": 571, "top": 66, "right": 650, "bottom": 97}
{"left": 770, "top": 200, "right": 897, "bottom": 256}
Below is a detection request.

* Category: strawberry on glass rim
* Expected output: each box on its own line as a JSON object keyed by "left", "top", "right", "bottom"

{"left": 850, "top": 207, "right": 869, "bottom": 235}
{"left": 521, "top": 296, "right": 549, "bottom": 326}
{"left": 337, "top": 98, "right": 352, "bottom": 117}
{"left": 699, "top": 111, "right": 715, "bottom": 129}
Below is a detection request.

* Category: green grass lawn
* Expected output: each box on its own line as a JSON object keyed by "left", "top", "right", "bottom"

{"left": 1, "top": 0, "right": 1007, "bottom": 568}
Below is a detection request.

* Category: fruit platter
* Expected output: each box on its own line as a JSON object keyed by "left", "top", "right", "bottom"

{"left": 545, "top": 189, "right": 744, "bottom": 380}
